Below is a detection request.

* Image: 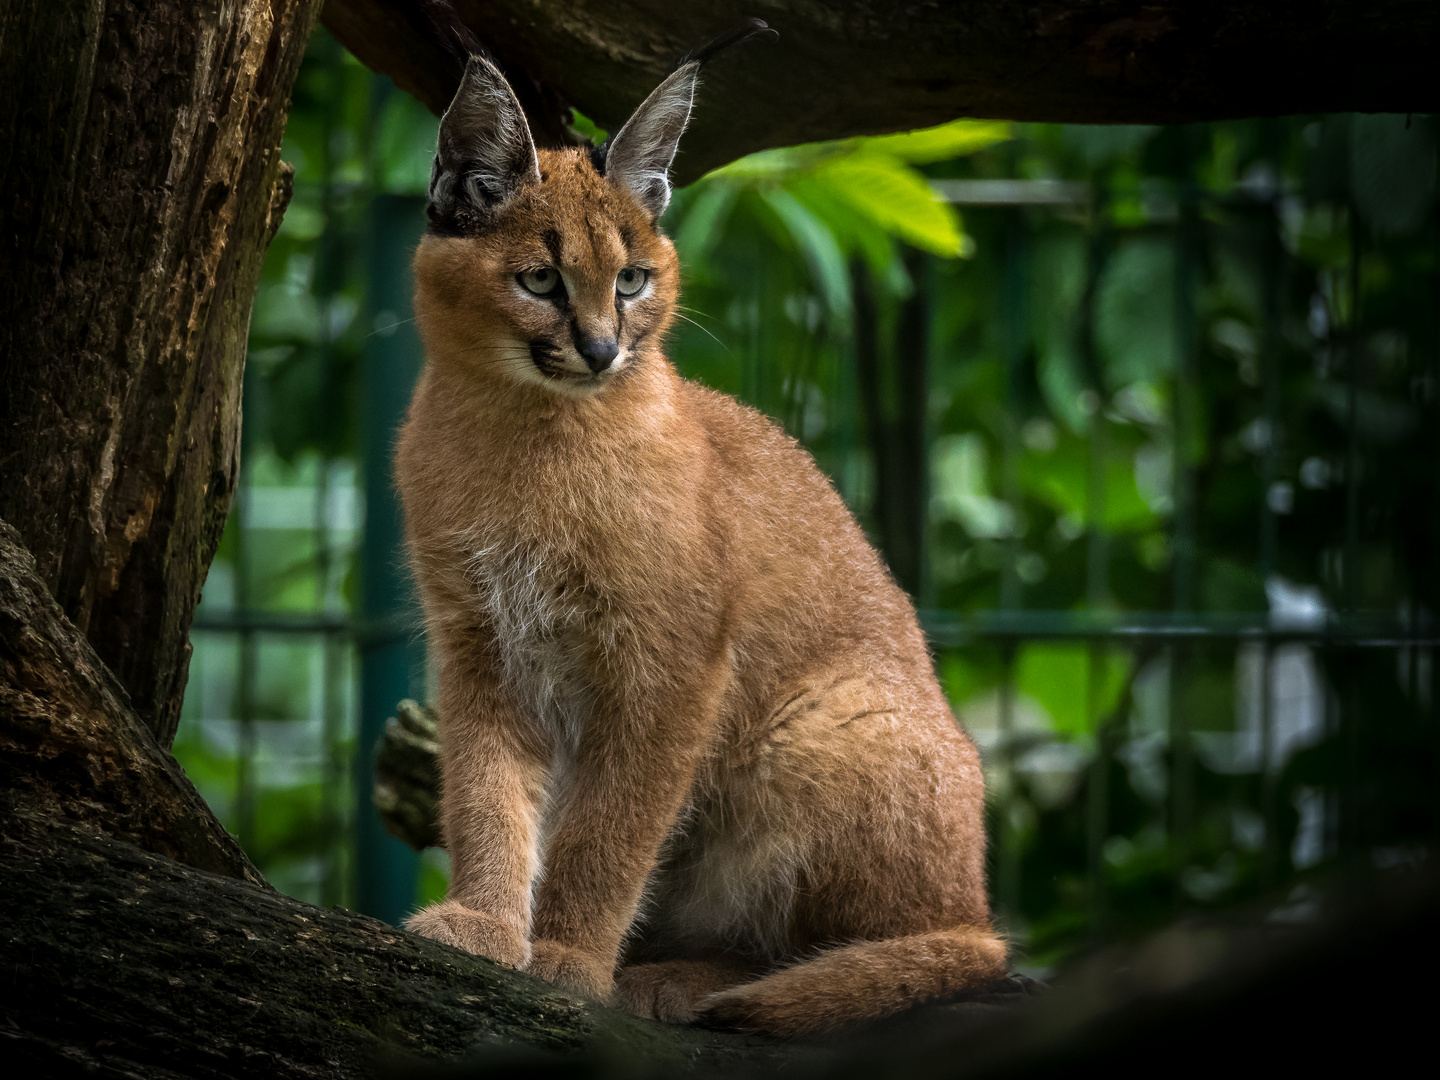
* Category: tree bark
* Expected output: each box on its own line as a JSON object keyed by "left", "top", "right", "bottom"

{"left": 0, "top": 808, "right": 796, "bottom": 1079}
{"left": 322, "top": 1, "right": 1440, "bottom": 184}
{"left": 0, "top": 0, "right": 322, "bottom": 747}
{"left": 0, "top": 520, "right": 260, "bottom": 884}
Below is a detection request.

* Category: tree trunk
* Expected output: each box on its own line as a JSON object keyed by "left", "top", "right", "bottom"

{"left": 0, "top": 0, "right": 321, "bottom": 746}
{"left": 322, "top": 0, "right": 1440, "bottom": 184}
{"left": 0, "top": 520, "right": 259, "bottom": 883}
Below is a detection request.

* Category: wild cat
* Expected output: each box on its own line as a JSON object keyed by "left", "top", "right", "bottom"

{"left": 397, "top": 27, "right": 1006, "bottom": 1036}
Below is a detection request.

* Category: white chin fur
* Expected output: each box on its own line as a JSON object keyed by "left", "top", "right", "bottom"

{"left": 509, "top": 346, "right": 629, "bottom": 399}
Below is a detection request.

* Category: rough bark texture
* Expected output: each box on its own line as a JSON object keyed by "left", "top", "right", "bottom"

{"left": 323, "top": 0, "right": 1440, "bottom": 183}
{"left": 0, "top": 809, "right": 800, "bottom": 1079}
{"left": 0, "top": 0, "right": 322, "bottom": 747}
{"left": 0, "top": 520, "right": 261, "bottom": 884}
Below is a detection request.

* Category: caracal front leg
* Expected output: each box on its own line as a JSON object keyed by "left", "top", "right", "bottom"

{"left": 526, "top": 660, "right": 729, "bottom": 999}
{"left": 405, "top": 633, "right": 547, "bottom": 969}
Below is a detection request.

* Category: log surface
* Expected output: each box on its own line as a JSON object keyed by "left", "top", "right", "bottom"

{"left": 0, "top": 809, "right": 796, "bottom": 1079}
{"left": 323, "top": 0, "right": 1440, "bottom": 183}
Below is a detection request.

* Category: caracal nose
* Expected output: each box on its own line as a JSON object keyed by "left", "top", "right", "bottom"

{"left": 578, "top": 335, "right": 620, "bottom": 373}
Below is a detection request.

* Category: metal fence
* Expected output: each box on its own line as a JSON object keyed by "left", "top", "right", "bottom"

{"left": 918, "top": 158, "right": 1439, "bottom": 962}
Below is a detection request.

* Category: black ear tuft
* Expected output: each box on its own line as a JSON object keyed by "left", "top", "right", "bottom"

{"left": 678, "top": 17, "right": 777, "bottom": 66}
{"left": 428, "top": 55, "right": 542, "bottom": 236}
{"left": 587, "top": 141, "right": 609, "bottom": 175}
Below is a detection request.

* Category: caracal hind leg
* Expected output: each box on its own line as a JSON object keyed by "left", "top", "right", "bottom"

{"left": 691, "top": 677, "right": 1000, "bottom": 1035}
{"left": 697, "top": 927, "right": 1007, "bottom": 1036}
{"left": 613, "top": 956, "right": 763, "bottom": 1023}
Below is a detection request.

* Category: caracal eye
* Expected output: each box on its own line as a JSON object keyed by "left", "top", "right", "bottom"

{"left": 615, "top": 267, "right": 648, "bottom": 297}
{"left": 518, "top": 267, "right": 561, "bottom": 296}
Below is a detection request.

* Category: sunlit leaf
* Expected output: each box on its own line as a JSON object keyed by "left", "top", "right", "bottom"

{"left": 813, "top": 153, "right": 963, "bottom": 256}
{"left": 787, "top": 176, "right": 900, "bottom": 288}
{"left": 705, "top": 142, "right": 843, "bottom": 180}
{"left": 859, "top": 120, "right": 1012, "bottom": 164}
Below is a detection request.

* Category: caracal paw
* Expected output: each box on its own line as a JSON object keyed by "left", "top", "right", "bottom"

{"left": 405, "top": 899, "right": 529, "bottom": 968}
{"left": 612, "top": 960, "right": 756, "bottom": 1023}
{"left": 525, "top": 939, "right": 613, "bottom": 1000}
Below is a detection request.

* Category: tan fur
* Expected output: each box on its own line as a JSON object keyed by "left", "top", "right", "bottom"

{"left": 397, "top": 146, "right": 1006, "bottom": 1037}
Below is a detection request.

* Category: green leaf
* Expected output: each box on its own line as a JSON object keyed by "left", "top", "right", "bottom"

{"left": 671, "top": 182, "right": 738, "bottom": 267}
{"left": 1017, "top": 644, "right": 1132, "bottom": 738}
{"left": 568, "top": 108, "right": 608, "bottom": 146}
{"left": 1021, "top": 426, "right": 1159, "bottom": 533}
{"left": 705, "top": 143, "right": 844, "bottom": 181}
{"left": 787, "top": 176, "right": 899, "bottom": 286}
{"left": 1096, "top": 237, "right": 1178, "bottom": 387}
{"left": 859, "top": 119, "right": 1012, "bottom": 164}
{"left": 931, "top": 433, "right": 1017, "bottom": 538}
{"left": 813, "top": 153, "right": 963, "bottom": 256}
{"left": 759, "top": 188, "right": 851, "bottom": 316}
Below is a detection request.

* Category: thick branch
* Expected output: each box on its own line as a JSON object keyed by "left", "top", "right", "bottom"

{"left": 323, "top": 1, "right": 1439, "bottom": 183}
{"left": 0, "top": 809, "right": 795, "bottom": 1078}
{"left": 0, "top": 520, "right": 261, "bottom": 884}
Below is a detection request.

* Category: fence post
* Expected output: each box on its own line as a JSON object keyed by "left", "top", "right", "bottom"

{"left": 356, "top": 193, "right": 428, "bottom": 924}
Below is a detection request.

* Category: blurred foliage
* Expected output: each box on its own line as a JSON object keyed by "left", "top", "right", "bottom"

{"left": 172, "top": 28, "right": 1439, "bottom": 967}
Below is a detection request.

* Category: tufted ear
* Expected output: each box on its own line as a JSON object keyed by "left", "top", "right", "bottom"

{"left": 601, "top": 61, "right": 700, "bottom": 222}
{"left": 428, "top": 55, "right": 542, "bottom": 235}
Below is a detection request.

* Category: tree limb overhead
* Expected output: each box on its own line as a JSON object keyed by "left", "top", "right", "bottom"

{"left": 322, "top": 1, "right": 1440, "bottom": 183}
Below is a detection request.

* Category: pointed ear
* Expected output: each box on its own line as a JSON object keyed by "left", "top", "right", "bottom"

{"left": 428, "top": 56, "right": 542, "bottom": 234}
{"left": 602, "top": 61, "right": 700, "bottom": 221}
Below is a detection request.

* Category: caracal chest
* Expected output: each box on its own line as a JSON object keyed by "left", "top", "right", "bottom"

{"left": 459, "top": 510, "right": 617, "bottom": 742}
